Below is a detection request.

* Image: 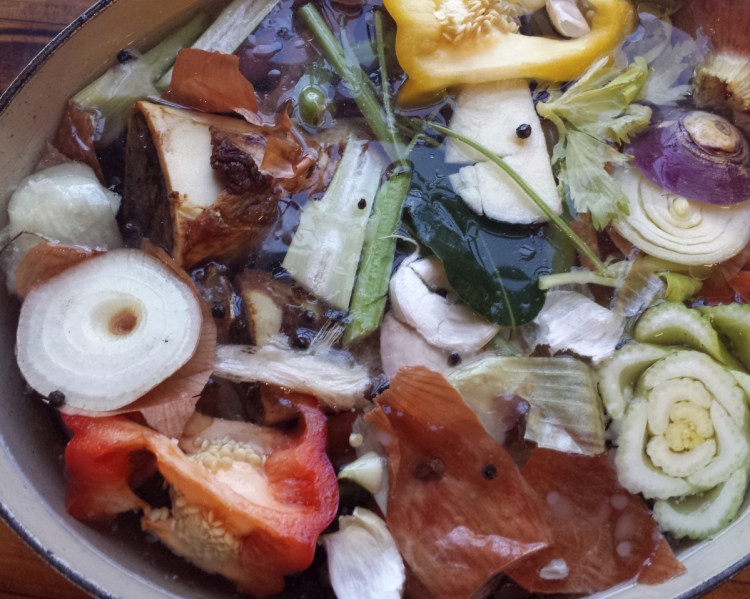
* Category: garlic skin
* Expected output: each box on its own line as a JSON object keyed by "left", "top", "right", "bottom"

{"left": 389, "top": 256, "right": 499, "bottom": 353}
{"left": 546, "top": 0, "right": 590, "bottom": 38}
{"left": 322, "top": 508, "right": 405, "bottom": 599}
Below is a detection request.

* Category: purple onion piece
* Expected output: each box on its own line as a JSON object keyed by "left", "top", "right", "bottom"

{"left": 626, "top": 110, "right": 750, "bottom": 206}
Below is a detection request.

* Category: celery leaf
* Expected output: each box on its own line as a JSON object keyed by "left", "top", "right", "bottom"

{"left": 537, "top": 58, "right": 652, "bottom": 229}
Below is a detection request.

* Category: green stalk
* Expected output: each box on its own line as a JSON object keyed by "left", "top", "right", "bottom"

{"left": 300, "top": 3, "right": 403, "bottom": 161}
{"left": 374, "top": 11, "right": 395, "bottom": 138}
{"left": 424, "top": 121, "right": 609, "bottom": 275}
{"left": 73, "top": 12, "right": 210, "bottom": 147}
{"left": 157, "top": 0, "right": 281, "bottom": 89}
{"left": 344, "top": 168, "right": 413, "bottom": 345}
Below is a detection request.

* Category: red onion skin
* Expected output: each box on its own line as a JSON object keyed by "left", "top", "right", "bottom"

{"left": 627, "top": 110, "right": 750, "bottom": 206}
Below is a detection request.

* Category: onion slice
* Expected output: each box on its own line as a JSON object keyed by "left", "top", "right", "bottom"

{"left": 17, "top": 248, "right": 203, "bottom": 411}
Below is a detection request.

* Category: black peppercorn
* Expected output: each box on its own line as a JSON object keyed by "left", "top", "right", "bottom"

{"left": 448, "top": 352, "right": 461, "bottom": 367}
{"left": 482, "top": 464, "right": 497, "bottom": 480}
{"left": 516, "top": 123, "right": 532, "bottom": 139}
{"left": 357, "top": 198, "right": 367, "bottom": 209}
{"left": 211, "top": 303, "right": 226, "bottom": 319}
{"left": 47, "top": 390, "right": 66, "bottom": 408}
{"left": 117, "top": 48, "right": 135, "bottom": 63}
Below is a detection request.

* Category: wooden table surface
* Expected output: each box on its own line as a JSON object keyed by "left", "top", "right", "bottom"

{"left": 0, "top": 1, "right": 749, "bottom": 598}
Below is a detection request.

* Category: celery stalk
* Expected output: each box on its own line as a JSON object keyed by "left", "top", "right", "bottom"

{"left": 72, "top": 12, "right": 210, "bottom": 147}
{"left": 282, "top": 137, "right": 384, "bottom": 311}
{"left": 157, "top": 0, "right": 281, "bottom": 89}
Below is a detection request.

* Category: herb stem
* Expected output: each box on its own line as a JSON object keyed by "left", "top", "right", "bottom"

{"left": 300, "top": 3, "right": 404, "bottom": 162}
{"left": 424, "top": 121, "right": 609, "bottom": 275}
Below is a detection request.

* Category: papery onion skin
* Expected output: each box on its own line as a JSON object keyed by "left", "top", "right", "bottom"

{"left": 627, "top": 110, "right": 750, "bottom": 205}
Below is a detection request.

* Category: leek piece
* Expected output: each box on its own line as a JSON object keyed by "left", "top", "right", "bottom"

{"left": 615, "top": 400, "right": 699, "bottom": 499}
{"left": 282, "top": 137, "right": 384, "bottom": 311}
{"left": 653, "top": 468, "right": 749, "bottom": 540}
{"left": 344, "top": 169, "right": 413, "bottom": 345}
{"left": 157, "top": 0, "right": 281, "bottom": 89}
{"left": 596, "top": 342, "right": 671, "bottom": 422}
{"left": 448, "top": 356, "right": 606, "bottom": 455}
{"left": 73, "top": 13, "right": 210, "bottom": 147}
{"left": 699, "top": 303, "right": 750, "bottom": 371}
{"left": 634, "top": 302, "right": 742, "bottom": 369}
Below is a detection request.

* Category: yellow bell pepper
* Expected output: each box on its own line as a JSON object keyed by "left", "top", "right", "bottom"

{"left": 384, "top": 0, "right": 636, "bottom": 106}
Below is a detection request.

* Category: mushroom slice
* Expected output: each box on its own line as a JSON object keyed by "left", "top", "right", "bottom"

{"left": 389, "top": 256, "right": 499, "bottom": 353}
{"left": 16, "top": 249, "right": 203, "bottom": 411}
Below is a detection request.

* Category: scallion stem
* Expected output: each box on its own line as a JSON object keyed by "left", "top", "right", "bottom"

{"left": 423, "top": 121, "right": 609, "bottom": 275}
{"left": 374, "top": 11, "right": 395, "bottom": 139}
{"left": 344, "top": 168, "right": 413, "bottom": 345}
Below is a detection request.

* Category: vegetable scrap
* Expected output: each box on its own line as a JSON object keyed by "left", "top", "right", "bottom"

{"left": 6, "top": 0, "right": 750, "bottom": 597}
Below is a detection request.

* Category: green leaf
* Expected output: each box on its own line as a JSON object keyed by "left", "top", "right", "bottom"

{"left": 405, "top": 149, "right": 566, "bottom": 327}
{"left": 558, "top": 130, "right": 630, "bottom": 230}
{"left": 537, "top": 57, "right": 652, "bottom": 229}
{"left": 538, "top": 57, "right": 651, "bottom": 140}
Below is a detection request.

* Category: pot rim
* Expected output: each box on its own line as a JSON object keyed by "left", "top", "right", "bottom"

{"left": 0, "top": 5, "right": 115, "bottom": 597}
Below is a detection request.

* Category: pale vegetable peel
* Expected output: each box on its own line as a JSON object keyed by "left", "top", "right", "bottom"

{"left": 213, "top": 343, "right": 369, "bottom": 411}
{"left": 16, "top": 249, "right": 203, "bottom": 411}
{"left": 449, "top": 355, "right": 605, "bottom": 455}
{"left": 2, "top": 163, "right": 123, "bottom": 292}
{"left": 322, "top": 508, "right": 405, "bottom": 599}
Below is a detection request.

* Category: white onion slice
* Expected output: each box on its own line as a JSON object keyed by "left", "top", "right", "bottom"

{"left": 16, "top": 249, "right": 203, "bottom": 411}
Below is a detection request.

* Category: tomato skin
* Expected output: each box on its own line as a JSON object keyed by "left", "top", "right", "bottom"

{"left": 62, "top": 396, "right": 338, "bottom": 597}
